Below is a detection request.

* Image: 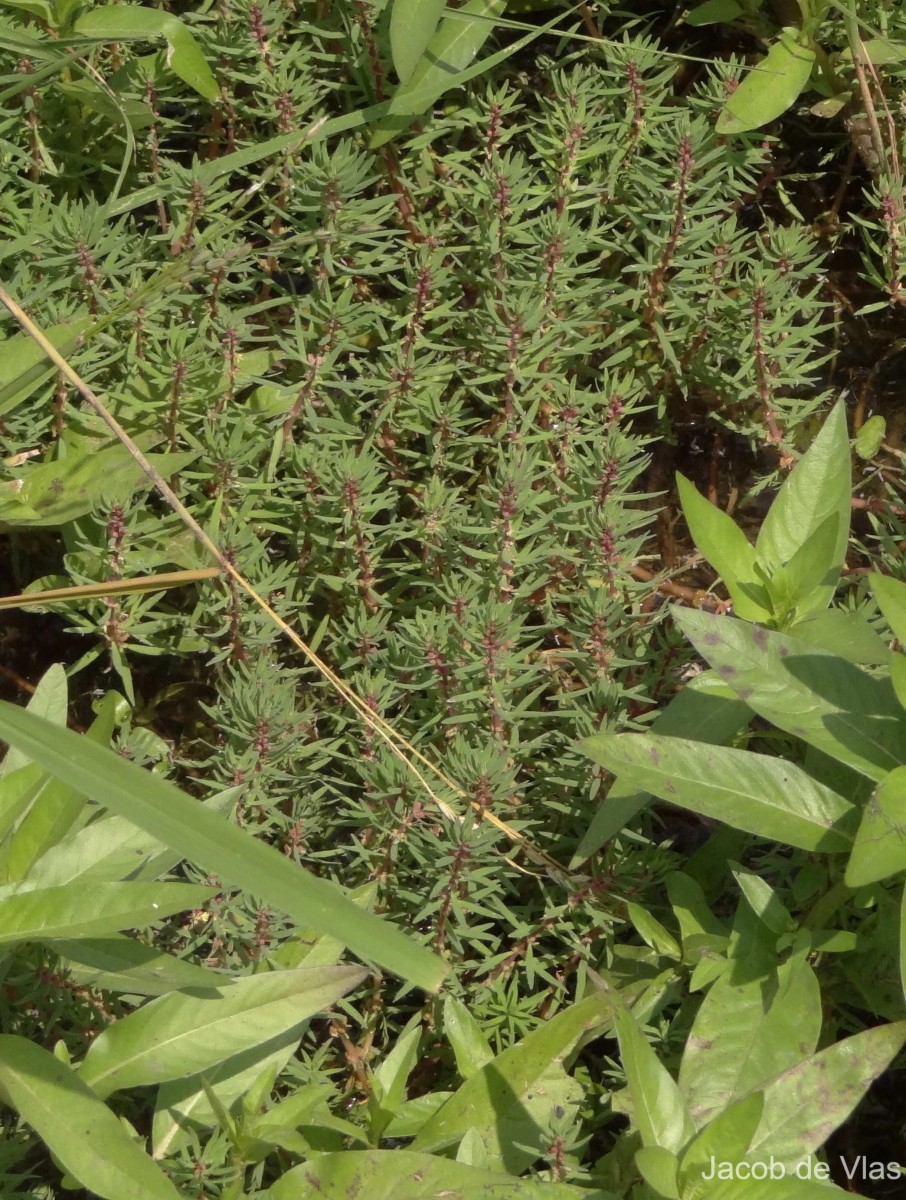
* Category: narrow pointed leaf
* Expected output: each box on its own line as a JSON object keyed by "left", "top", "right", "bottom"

{"left": 152, "top": 1030, "right": 303, "bottom": 1158}
{"left": 871, "top": 571, "right": 906, "bottom": 646}
{"left": 26, "top": 788, "right": 239, "bottom": 889}
{"left": 0, "top": 703, "right": 448, "bottom": 991}
{"left": 0, "top": 318, "right": 92, "bottom": 417}
{"left": 613, "top": 1003, "right": 694, "bottom": 1153}
{"left": 679, "top": 1092, "right": 764, "bottom": 1188}
{"left": 0, "top": 1036, "right": 181, "bottom": 1200}
{"left": 0, "top": 880, "right": 213, "bottom": 943}
{"left": 371, "top": 0, "right": 505, "bottom": 147}
{"left": 80, "top": 964, "right": 365, "bottom": 1098}
{"left": 4, "top": 693, "right": 116, "bottom": 883}
{"left": 755, "top": 402, "right": 850, "bottom": 600}
{"left": 676, "top": 473, "right": 769, "bottom": 620}
{"left": 572, "top": 673, "right": 750, "bottom": 863}
{"left": 49, "top": 934, "right": 229, "bottom": 997}
{"left": 1, "top": 663, "right": 67, "bottom": 779}
{"left": 768, "top": 513, "right": 840, "bottom": 617}
{"left": 0, "top": 765, "right": 45, "bottom": 845}
{"left": 635, "top": 1146, "right": 681, "bottom": 1198}
{"left": 74, "top": 7, "right": 218, "bottom": 101}
{"left": 444, "top": 996, "right": 494, "bottom": 1079}
{"left": 413, "top": 993, "right": 614, "bottom": 1166}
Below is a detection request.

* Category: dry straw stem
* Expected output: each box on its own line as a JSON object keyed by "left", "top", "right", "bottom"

{"left": 0, "top": 569, "right": 222, "bottom": 609}
{"left": 0, "top": 285, "right": 575, "bottom": 885}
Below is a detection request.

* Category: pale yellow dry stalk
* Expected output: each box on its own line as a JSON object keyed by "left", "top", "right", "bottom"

{"left": 0, "top": 285, "right": 576, "bottom": 884}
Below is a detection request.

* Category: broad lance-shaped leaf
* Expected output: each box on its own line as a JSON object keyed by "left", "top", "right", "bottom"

{"left": 674, "top": 608, "right": 906, "bottom": 780}
{"left": 581, "top": 732, "right": 856, "bottom": 852}
{"left": 871, "top": 570, "right": 906, "bottom": 646}
{"left": 845, "top": 765, "right": 906, "bottom": 886}
{"left": 413, "top": 993, "right": 614, "bottom": 1168}
{"left": 25, "top": 787, "right": 240, "bottom": 889}
{"left": 572, "top": 672, "right": 751, "bottom": 865}
{"left": 80, "top": 964, "right": 366, "bottom": 1098}
{"left": 755, "top": 401, "right": 850, "bottom": 604}
{"left": 0, "top": 317, "right": 92, "bottom": 417}
{"left": 744, "top": 1021, "right": 906, "bottom": 1166}
{"left": 676, "top": 472, "right": 769, "bottom": 621}
{"left": 702, "top": 1176, "right": 859, "bottom": 1200}
{"left": 678, "top": 954, "right": 821, "bottom": 1128}
{"left": 49, "top": 934, "right": 230, "bottom": 997}
{"left": 1, "top": 444, "right": 195, "bottom": 530}
{"left": 151, "top": 883, "right": 381, "bottom": 1158}
{"left": 270, "top": 1150, "right": 620, "bottom": 1200}
{"left": 679, "top": 1093, "right": 764, "bottom": 1190}
{"left": 74, "top": 6, "right": 218, "bottom": 101}
{"left": 766, "top": 513, "right": 839, "bottom": 619}
{"left": 0, "top": 702, "right": 447, "bottom": 991}
{"left": 717, "top": 28, "right": 816, "bottom": 135}
{"left": 390, "top": 0, "right": 448, "bottom": 84}
{"left": 3, "top": 692, "right": 116, "bottom": 884}
{"left": 0, "top": 1036, "right": 181, "bottom": 1200}
{"left": 152, "top": 1030, "right": 304, "bottom": 1159}
{"left": 1, "top": 663, "right": 66, "bottom": 779}
{"left": 443, "top": 995, "right": 493, "bottom": 1079}
{"left": 891, "top": 652, "right": 906, "bottom": 713}
{"left": 0, "top": 880, "right": 214, "bottom": 944}
{"left": 635, "top": 1146, "right": 681, "bottom": 1199}
{"left": 371, "top": 0, "right": 506, "bottom": 148}
{"left": 787, "top": 608, "right": 890, "bottom": 666}
{"left": 612, "top": 995, "right": 694, "bottom": 1154}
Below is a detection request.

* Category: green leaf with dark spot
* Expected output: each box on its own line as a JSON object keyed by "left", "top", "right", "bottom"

{"left": 675, "top": 609, "right": 906, "bottom": 780}
{"left": 846, "top": 765, "right": 906, "bottom": 886}
{"left": 1, "top": 445, "right": 195, "bottom": 529}
{"left": 743, "top": 1021, "right": 906, "bottom": 1166}
{"left": 581, "top": 732, "right": 856, "bottom": 852}
{"left": 270, "top": 1149, "right": 619, "bottom": 1199}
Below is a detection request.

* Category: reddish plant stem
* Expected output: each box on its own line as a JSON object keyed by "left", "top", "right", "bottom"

{"left": 644, "top": 136, "right": 693, "bottom": 329}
